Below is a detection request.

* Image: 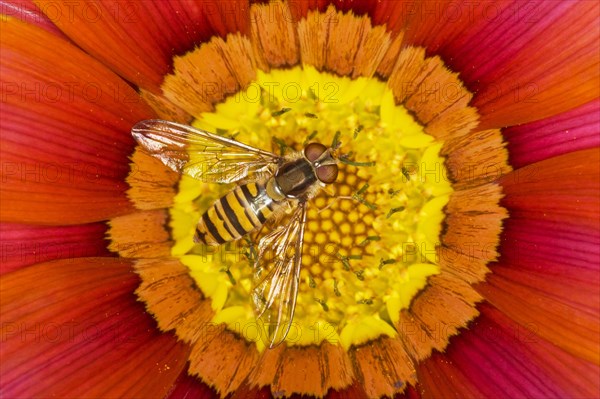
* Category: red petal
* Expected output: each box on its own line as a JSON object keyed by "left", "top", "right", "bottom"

{"left": 371, "top": 0, "right": 413, "bottom": 34}
{"left": 32, "top": 0, "right": 250, "bottom": 92}
{"left": 293, "top": 0, "right": 396, "bottom": 30}
{"left": 499, "top": 218, "right": 599, "bottom": 286}
{"left": 477, "top": 214, "right": 599, "bottom": 363}
{"left": 382, "top": 1, "right": 599, "bottom": 129}
{"left": 477, "top": 269, "right": 599, "bottom": 364}
{"left": 418, "top": 351, "right": 484, "bottom": 399}
{"left": 468, "top": 1, "right": 599, "bottom": 128}
{"left": 504, "top": 99, "right": 600, "bottom": 169}
{"left": 1, "top": 19, "right": 156, "bottom": 224}
{"left": 499, "top": 149, "right": 600, "bottom": 228}
{"left": 229, "top": 379, "right": 407, "bottom": 399}
{"left": 0, "top": 0, "right": 66, "bottom": 37}
{"left": 206, "top": 0, "right": 250, "bottom": 38}
{"left": 166, "top": 370, "right": 218, "bottom": 399}
{"left": 0, "top": 222, "right": 110, "bottom": 275}
{"left": 0, "top": 258, "right": 190, "bottom": 397}
{"left": 325, "top": 381, "right": 375, "bottom": 399}
{"left": 287, "top": 0, "right": 330, "bottom": 20}
{"left": 492, "top": 149, "right": 600, "bottom": 363}
{"left": 418, "top": 304, "right": 600, "bottom": 398}
{"left": 330, "top": 0, "right": 375, "bottom": 15}
{"left": 229, "top": 383, "right": 272, "bottom": 399}
{"left": 338, "top": 383, "right": 421, "bottom": 399}
{"left": 396, "top": 384, "right": 421, "bottom": 399}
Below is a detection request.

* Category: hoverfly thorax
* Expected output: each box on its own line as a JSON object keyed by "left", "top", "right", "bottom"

{"left": 274, "top": 143, "right": 338, "bottom": 199}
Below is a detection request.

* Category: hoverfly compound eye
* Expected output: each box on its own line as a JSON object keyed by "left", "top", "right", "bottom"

{"left": 304, "top": 143, "right": 327, "bottom": 162}
{"left": 316, "top": 164, "right": 338, "bottom": 184}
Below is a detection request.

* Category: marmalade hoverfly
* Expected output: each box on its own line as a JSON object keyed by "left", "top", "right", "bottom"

{"left": 132, "top": 120, "right": 340, "bottom": 347}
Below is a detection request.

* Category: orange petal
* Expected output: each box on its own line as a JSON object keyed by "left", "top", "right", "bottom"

{"left": 162, "top": 33, "right": 257, "bottom": 118}
{"left": 253, "top": 343, "right": 354, "bottom": 397}
{"left": 441, "top": 184, "right": 508, "bottom": 283}
{"left": 140, "top": 89, "right": 193, "bottom": 124}
{"left": 250, "top": 1, "right": 299, "bottom": 69}
{"left": 188, "top": 326, "right": 259, "bottom": 396}
{"left": 386, "top": 46, "right": 479, "bottom": 143}
{"left": 0, "top": 258, "right": 190, "bottom": 397}
{"left": 108, "top": 209, "right": 172, "bottom": 258}
{"left": 398, "top": 272, "right": 482, "bottom": 361}
{"left": 133, "top": 258, "right": 214, "bottom": 342}
{"left": 441, "top": 129, "right": 511, "bottom": 189}
{"left": 349, "top": 338, "right": 417, "bottom": 398}
{"left": 126, "top": 148, "right": 179, "bottom": 210}
{"left": 297, "top": 5, "right": 391, "bottom": 78}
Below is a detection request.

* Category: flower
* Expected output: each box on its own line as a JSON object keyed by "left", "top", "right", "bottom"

{"left": 1, "top": 1, "right": 599, "bottom": 398}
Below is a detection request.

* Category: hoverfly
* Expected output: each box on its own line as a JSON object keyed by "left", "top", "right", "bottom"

{"left": 132, "top": 119, "right": 340, "bottom": 347}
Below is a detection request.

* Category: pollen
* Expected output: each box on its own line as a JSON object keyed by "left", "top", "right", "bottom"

{"left": 169, "top": 66, "right": 452, "bottom": 350}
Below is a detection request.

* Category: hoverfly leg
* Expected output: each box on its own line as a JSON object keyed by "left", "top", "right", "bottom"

{"left": 316, "top": 196, "right": 355, "bottom": 214}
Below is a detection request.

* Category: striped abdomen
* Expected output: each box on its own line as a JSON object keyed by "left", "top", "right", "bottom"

{"left": 195, "top": 182, "right": 277, "bottom": 245}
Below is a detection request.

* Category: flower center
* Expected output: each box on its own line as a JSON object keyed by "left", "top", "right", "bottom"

{"left": 169, "top": 66, "right": 452, "bottom": 350}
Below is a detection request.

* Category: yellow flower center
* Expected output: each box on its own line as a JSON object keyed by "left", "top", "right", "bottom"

{"left": 169, "top": 66, "right": 452, "bottom": 351}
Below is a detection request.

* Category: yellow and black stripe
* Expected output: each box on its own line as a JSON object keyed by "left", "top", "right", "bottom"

{"left": 195, "top": 182, "right": 276, "bottom": 245}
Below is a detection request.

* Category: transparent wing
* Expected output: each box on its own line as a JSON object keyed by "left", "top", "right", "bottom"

{"left": 251, "top": 202, "right": 307, "bottom": 348}
{"left": 132, "top": 119, "right": 280, "bottom": 183}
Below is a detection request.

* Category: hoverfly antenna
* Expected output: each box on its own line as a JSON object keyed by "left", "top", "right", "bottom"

{"left": 331, "top": 131, "right": 342, "bottom": 150}
{"left": 338, "top": 151, "right": 352, "bottom": 159}
{"left": 316, "top": 195, "right": 354, "bottom": 214}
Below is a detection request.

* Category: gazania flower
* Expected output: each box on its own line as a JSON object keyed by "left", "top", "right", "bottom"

{"left": 1, "top": 0, "right": 598, "bottom": 398}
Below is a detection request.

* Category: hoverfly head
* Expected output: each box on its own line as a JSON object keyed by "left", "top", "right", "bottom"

{"left": 304, "top": 142, "right": 339, "bottom": 185}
